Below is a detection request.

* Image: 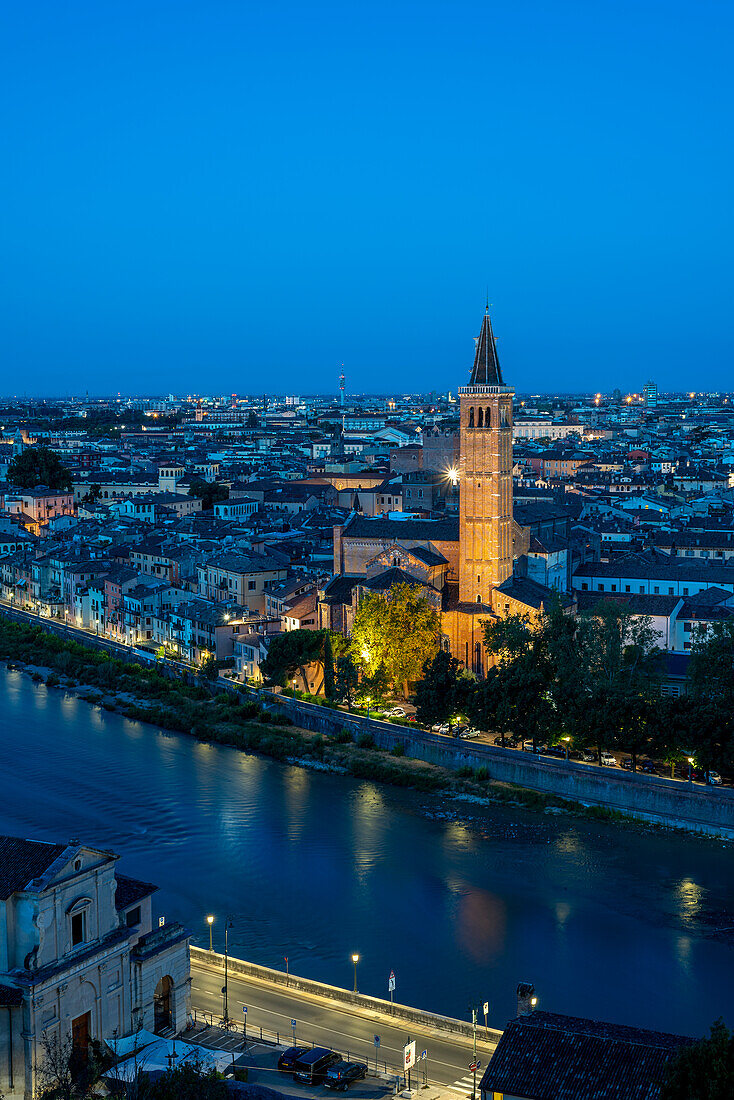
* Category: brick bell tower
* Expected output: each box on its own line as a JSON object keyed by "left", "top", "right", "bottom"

{"left": 458, "top": 306, "right": 514, "bottom": 605}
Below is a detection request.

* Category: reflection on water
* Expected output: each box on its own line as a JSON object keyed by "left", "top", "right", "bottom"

{"left": 0, "top": 667, "right": 732, "bottom": 1035}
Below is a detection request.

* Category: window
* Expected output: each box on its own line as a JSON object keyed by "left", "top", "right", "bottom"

{"left": 668, "top": 587, "right": 674, "bottom": 595}
{"left": 597, "top": 584, "right": 603, "bottom": 591}
{"left": 248, "top": 581, "right": 256, "bottom": 590}
{"left": 476, "top": 595, "right": 481, "bottom": 603}
{"left": 468, "top": 407, "right": 474, "bottom": 428}
{"left": 611, "top": 584, "right": 617, "bottom": 592}
{"left": 71, "top": 911, "right": 86, "bottom": 946}
{"left": 640, "top": 586, "right": 645, "bottom": 593}
{"left": 581, "top": 583, "right": 588, "bottom": 591}
{"left": 625, "top": 585, "right": 630, "bottom": 592}
{"left": 477, "top": 408, "right": 484, "bottom": 428}
{"left": 654, "top": 586, "right": 660, "bottom": 594}
{"left": 126, "top": 906, "right": 142, "bottom": 927}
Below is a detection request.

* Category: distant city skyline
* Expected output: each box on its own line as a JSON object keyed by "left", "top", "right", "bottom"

{"left": 2, "top": 1, "right": 732, "bottom": 394}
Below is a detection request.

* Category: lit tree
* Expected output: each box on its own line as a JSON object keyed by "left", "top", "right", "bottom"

{"left": 351, "top": 583, "right": 440, "bottom": 699}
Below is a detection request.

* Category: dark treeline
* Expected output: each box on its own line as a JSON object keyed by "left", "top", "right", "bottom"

{"left": 415, "top": 600, "right": 734, "bottom": 775}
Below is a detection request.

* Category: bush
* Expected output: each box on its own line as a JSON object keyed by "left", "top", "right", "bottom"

{"left": 356, "top": 732, "right": 376, "bottom": 749}
{"left": 456, "top": 765, "right": 474, "bottom": 778}
{"left": 331, "top": 728, "right": 353, "bottom": 744}
{"left": 390, "top": 743, "right": 406, "bottom": 757}
{"left": 475, "top": 765, "right": 490, "bottom": 781}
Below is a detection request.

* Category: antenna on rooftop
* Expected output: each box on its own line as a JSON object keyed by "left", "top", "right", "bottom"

{"left": 339, "top": 363, "right": 345, "bottom": 406}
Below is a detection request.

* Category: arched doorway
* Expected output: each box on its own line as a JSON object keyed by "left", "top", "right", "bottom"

{"left": 154, "top": 976, "right": 174, "bottom": 1034}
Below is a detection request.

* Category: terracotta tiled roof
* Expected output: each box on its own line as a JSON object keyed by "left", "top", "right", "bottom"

{"left": 114, "top": 873, "right": 158, "bottom": 911}
{"left": 479, "top": 1012, "right": 693, "bottom": 1100}
{"left": 0, "top": 836, "right": 66, "bottom": 900}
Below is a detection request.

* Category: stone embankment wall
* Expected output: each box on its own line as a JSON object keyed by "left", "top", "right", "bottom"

{"left": 260, "top": 693, "right": 734, "bottom": 839}
{"left": 190, "top": 946, "right": 501, "bottom": 1043}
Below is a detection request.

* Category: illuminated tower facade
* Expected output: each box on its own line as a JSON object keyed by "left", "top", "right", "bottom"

{"left": 458, "top": 308, "right": 514, "bottom": 604}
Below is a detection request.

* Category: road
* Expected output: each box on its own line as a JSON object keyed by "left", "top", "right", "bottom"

{"left": 190, "top": 960, "right": 496, "bottom": 1096}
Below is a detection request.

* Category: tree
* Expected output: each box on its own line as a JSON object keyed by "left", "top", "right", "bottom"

{"left": 246, "top": 410, "right": 259, "bottom": 429}
{"left": 187, "top": 478, "right": 229, "bottom": 511}
{"left": 351, "top": 583, "right": 440, "bottom": 698}
{"left": 199, "top": 655, "right": 218, "bottom": 681}
{"left": 334, "top": 653, "right": 359, "bottom": 708}
{"left": 8, "top": 446, "right": 72, "bottom": 490}
{"left": 148, "top": 1059, "right": 228, "bottom": 1100}
{"left": 35, "top": 1028, "right": 105, "bottom": 1099}
{"left": 261, "top": 629, "right": 327, "bottom": 693}
{"left": 323, "top": 632, "right": 336, "bottom": 700}
{"left": 661, "top": 1019, "right": 734, "bottom": 1099}
{"left": 83, "top": 483, "right": 101, "bottom": 504}
{"left": 414, "top": 650, "right": 474, "bottom": 727}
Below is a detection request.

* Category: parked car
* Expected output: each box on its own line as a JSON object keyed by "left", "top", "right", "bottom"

{"left": 522, "top": 740, "right": 547, "bottom": 753}
{"left": 293, "top": 1048, "right": 341, "bottom": 1085}
{"left": 621, "top": 758, "right": 634, "bottom": 770}
{"left": 707, "top": 771, "right": 723, "bottom": 786}
{"left": 324, "top": 1061, "right": 368, "bottom": 1090}
{"left": 600, "top": 751, "right": 617, "bottom": 767}
{"left": 640, "top": 759, "right": 658, "bottom": 774}
{"left": 278, "top": 1047, "right": 309, "bottom": 1071}
{"left": 431, "top": 722, "right": 449, "bottom": 733}
{"left": 544, "top": 746, "right": 567, "bottom": 759}
{"left": 580, "top": 750, "right": 596, "bottom": 762}
{"left": 459, "top": 727, "right": 481, "bottom": 738}
{"left": 384, "top": 707, "right": 406, "bottom": 718}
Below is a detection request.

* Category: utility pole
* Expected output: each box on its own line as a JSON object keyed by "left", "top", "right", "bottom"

{"left": 471, "top": 1005, "right": 478, "bottom": 1100}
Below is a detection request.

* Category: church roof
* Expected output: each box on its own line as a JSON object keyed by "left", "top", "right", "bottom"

{"left": 469, "top": 308, "right": 504, "bottom": 386}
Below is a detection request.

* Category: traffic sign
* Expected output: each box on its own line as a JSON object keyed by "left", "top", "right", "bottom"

{"left": 483, "top": 1001, "right": 489, "bottom": 1016}
{"left": 421, "top": 1050, "right": 427, "bottom": 1061}
{"left": 242, "top": 1006, "right": 247, "bottom": 1014}
{"left": 404, "top": 1041, "right": 416, "bottom": 1071}
{"left": 469, "top": 1061, "right": 481, "bottom": 1073}
{"left": 388, "top": 970, "right": 396, "bottom": 992}
{"left": 374, "top": 1035, "right": 381, "bottom": 1048}
{"left": 291, "top": 1019, "right": 297, "bottom": 1028}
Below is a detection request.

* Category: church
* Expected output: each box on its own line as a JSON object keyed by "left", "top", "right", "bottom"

{"left": 318, "top": 307, "right": 575, "bottom": 675}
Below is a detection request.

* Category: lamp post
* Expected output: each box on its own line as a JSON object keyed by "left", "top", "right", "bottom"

{"left": 292, "top": 678, "right": 296, "bottom": 700}
{"left": 688, "top": 756, "right": 695, "bottom": 786}
{"left": 563, "top": 736, "right": 571, "bottom": 761}
{"left": 351, "top": 953, "right": 360, "bottom": 994}
{"left": 365, "top": 696, "right": 371, "bottom": 720}
{"left": 222, "top": 917, "right": 233, "bottom": 1024}
{"left": 207, "top": 914, "right": 214, "bottom": 952}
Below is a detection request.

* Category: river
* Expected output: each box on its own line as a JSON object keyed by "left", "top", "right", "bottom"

{"left": 1, "top": 666, "right": 732, "bottom": 1036}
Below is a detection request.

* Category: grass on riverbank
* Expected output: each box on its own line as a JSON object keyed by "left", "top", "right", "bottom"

{"left": 0, "top": 617, "right": 662, "bottom": 826}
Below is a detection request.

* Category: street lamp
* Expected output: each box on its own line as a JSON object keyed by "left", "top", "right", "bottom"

{"left": 222, "top": 916, "right": 233, "bottom": 1024}
{"left": 563, "top": 736, "right": 571, "bottom": 761}
{"left": 365, "top": 696, "right": 371, "bottom": 720}
{"left": 688, "top": 756, "right": 695, "bottom": 786}
{"left": 292, "top": 678, "right": 296, "bottom": 699}
{"left": 351, "top": 953, "right": 360, "bottom": 994}
{"left": 206, "top": 914, "right": 214, "bottom": 952}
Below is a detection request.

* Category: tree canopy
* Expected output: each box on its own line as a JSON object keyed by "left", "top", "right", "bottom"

{"left": 261, "top": 629, "right": 329, "bottom": 692}
{"left": 351, "top": 583, "right": 440, "bottom": 698}
{"left": 661, "top": 1020, "right": 734, "bottom": 1100}
{"left": 187, "top": 478, "right": 229, "bottom": 510}
{"left": 414, "top": 649, "right": 475, "bottom": 726}
{"left": 7, "top": 446, "right": 72, "bottom": 490}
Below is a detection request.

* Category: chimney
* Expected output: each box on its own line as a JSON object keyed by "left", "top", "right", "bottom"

{"left": 516, "top": 982, "right": 537, "bottom": 1017}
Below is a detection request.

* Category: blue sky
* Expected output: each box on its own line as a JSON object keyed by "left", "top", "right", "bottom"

{"left": 1, "top": 1, "right": 732, "bottom": 396}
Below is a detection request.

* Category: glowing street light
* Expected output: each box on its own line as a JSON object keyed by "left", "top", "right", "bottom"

{"left": 206, "top": 914, "right": 214, "bottom": 952}
{"left": 351, "top": 953, "right": 360, "bottom": 994}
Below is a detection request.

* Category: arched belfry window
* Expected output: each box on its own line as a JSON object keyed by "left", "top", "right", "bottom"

{"left": 485, "top": 407, "right": 491, "bottom": 428}
{"left": 477, "top": 408, "right": 484, "bottom": 428}
{"left": 468, "top": 407, "right": 474, "bottom": 428}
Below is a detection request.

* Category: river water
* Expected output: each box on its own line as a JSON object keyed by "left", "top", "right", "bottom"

{"left": 1, "top": 667, "right": 732, "bottom": 1036}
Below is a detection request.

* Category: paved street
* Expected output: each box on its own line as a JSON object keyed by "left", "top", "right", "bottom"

{"left": 190, "top": 960, "right": 497, "bottom": 1097}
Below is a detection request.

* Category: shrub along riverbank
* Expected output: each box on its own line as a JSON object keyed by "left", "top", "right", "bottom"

{"left": 0, "top": 618, "right": 655, "bottom": 826}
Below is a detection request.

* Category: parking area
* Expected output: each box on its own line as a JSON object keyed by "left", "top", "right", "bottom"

{"left": 184, "top": 1022, "right": 398, "bottom": 1100}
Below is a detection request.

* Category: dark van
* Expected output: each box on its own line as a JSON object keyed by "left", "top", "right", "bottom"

{"left": 293, "top": 1047, "right": 341, "bottom": 1085}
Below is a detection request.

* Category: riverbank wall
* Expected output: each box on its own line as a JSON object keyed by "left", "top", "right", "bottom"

{"left": 261, "top": 694, "right": 734, "bottom": 839}
{"left": 190, "top": 947, "right": 502, "bottom": 1045}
